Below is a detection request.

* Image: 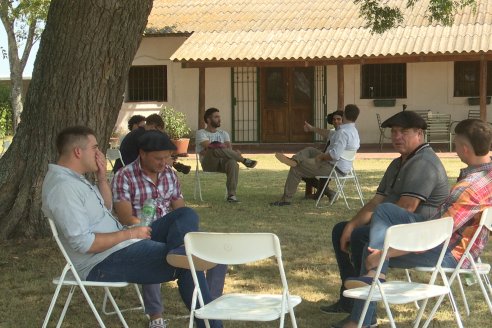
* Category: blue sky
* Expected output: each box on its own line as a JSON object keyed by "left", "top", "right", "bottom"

{"left": 0, "top": 28, "right": 37, "bottom": 78}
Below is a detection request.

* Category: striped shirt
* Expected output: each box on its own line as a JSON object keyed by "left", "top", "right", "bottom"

{"left": 112, "top": 158, "right": 183, "bottom": 220}
{"left": 431, "top": 161, "right": 492, "bottom": 267}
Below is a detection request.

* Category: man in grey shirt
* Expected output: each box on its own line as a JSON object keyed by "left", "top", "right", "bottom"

{"left": 325, "top": 111, "right": 450, "bottom": 328}
{"left": 42, "top": 126, "right": 221, "bottom": 328}
{"left": 271, "top": 104, "right": 361, "bottom": 206}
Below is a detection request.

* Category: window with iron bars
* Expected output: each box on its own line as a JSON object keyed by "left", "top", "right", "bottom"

{"left": 126, "top": 65, "right": 167, "bottom": 102}
{"left": 361, "top": 63, "right": 406, "bottom": 99}
{"left": 454, "top": 61, "right": 492, "bottom": 97}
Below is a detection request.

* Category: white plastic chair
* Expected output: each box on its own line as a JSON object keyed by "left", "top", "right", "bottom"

{"left": 1, "top": 139, "right": 11, "bottom": 156}
{"left": 406, "top": 208, "right": 492, "bottom": 317}
{"left": 343, "top": 217, "right": 464, "bottom": 328}
{"left": 184, "top": 232, "right": 302, "bottom": 328}
{"left": 315, "top": 149, "right": 364, "bottom": 209}
{"left": 193, "top": 149, "right": 227, "bottom": 201}
{"left": 106, "top": 148, "right": 124, "bottom": 170}
{"left": 376, "top": 113, "right": 391, "bottom": 151}
{"left": 42, "top": 218, "right": 144, "bottom": 328}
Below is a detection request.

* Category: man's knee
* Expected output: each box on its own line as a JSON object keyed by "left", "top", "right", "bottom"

{"left": 174, "top": 207, "right": 199, "bottom": 228}
{"left": 224, "top": 159, "right": 239, "bottom": 173}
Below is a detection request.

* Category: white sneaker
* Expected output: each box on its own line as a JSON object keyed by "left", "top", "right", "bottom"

{"left": 149, "top": 318, "right": 168, "bottom": 328}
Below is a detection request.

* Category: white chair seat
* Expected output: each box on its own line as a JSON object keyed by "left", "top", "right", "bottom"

{"left": 344, "top": 281, "right": 449, "bottom": 304}
{"left": 194, "top": 294, "right": 302, "bottom": 321}
{"left": 415, "top": 263, "right": 491, "bottom": 274}
{"left": 53, "top": 275, "right": 128, "bottom": 288}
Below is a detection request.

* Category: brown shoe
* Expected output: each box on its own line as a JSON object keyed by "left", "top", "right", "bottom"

{"left": 275, "top": 153, "right": 297, "bottom": 167}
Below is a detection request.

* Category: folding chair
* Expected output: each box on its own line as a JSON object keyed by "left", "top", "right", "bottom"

{"left": 376, "top": 113, "right": 391, "bottom": 151}
{"left": 42, "top": 218, "right": 144, "bottom": 328}
{"left": 106, "top": 148, "right": 124, "bottom": 170}
{"left": 184, "top": 232, "right": 302, "bottom": 328}
{"left": 406, "top": 208, "right": 492, "bottom": 317}
{"left": 343, "top": 217, "right": 464, "bottom": 328}
{"left": 315, "top": 149, "right": 364, "bottom": 209}
{"left": 1, "top": 139, "right": 11, "bottom": 156}
{"left": 193, "top": 149, "right": 227, "bottom": 201}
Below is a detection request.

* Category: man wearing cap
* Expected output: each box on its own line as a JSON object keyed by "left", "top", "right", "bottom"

{"left": 271, "top": 104, "right": 360, "bottom": 206}
{"left": 112, "top": 130, "right": 225, "bottom": 328}
{"left": 42, "top": 126, "right": 221, "bottom": 328}
{"left": 324, "top": 111, "right": 449, "bottom": 328}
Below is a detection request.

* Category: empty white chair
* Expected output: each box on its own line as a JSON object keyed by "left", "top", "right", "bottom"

{"left": 106, "top": 148, "right": 124, "bottom": 170}
{"left": 315, "top": 149, "right": 364, "bottom": 209}
{"left": 406, "top": 208, "right": 492, "bottom": 317}
{"left": 42, "top": 218, "right": 144, "bottom": 328}
{"left": 184, "top": 232, "right": 301, "bottom": 328}
{"left": 343, "top": 217, "right": 463, "bottom": 328}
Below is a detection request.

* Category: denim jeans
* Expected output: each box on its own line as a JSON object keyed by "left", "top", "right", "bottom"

{"left": 332, "top": 221, "right": 370, "bottom": 311}
{"left": 350, "top": 203, "right": 458, "bottom": 326}
{"left": 87, "top": 207, "right": 222, "bottom": 328}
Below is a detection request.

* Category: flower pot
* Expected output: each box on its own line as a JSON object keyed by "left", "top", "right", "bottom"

{"left": 171, "top": 138, "right": 190, "bottom": 157}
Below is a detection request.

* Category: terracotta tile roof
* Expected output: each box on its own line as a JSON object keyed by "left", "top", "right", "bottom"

{"left": 147, "top": 0, "right": 492, "bottom": 61}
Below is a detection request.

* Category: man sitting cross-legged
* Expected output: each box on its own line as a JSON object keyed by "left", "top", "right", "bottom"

{"left": 41, "top": 126, "right": 222, "bottom": 328}
{"left": 324, "top": 111, "right": 450, "bottom": 328}
{"left": 270, "top": 104, "right": 360, "bottom": 206}
{"left": 341, "top": 119, "right": 492, "bottom": 328}
{"left": 196, "top": 107, "right": 258, "bottom": 203}
{"left": 112, "top": 130, "right": 226, "bottom": 328}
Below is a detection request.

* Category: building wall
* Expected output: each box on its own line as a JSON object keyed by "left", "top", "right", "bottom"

{"left": 117, "top": 36, "right": 490, "bottom": 143}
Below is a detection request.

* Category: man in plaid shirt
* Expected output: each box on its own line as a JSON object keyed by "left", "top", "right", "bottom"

{"left": 112, "top": 130, "right": 223, "bottom": 328}
{"left": 339, "top": 119, "right": 492, "bottom": 328}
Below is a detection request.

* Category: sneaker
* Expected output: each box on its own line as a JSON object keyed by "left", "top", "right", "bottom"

{"left": 320, "top": 301, "right": 351, "bottom": 314}
{"left": 149, "top": 318, "right": 168, "bottom": 328}
{"left": 331, "top": 314, "right": 378, "bottom": 328}
{"left": 166, "top": 246, "right": 217, "bottom": 271}
{"left": 227, "top": 195, "right": 240, "bottom": 203}
{"left": 344, "top": 276, "right": 386, "bottom": 289}
{"left": 243, "top": 158, "right": 257, "bottom": 168}
{"left": 173, "top": 161, "right": 191, "bottom": 174}
{"left": 275, "top": 153, "right": 297, "bottom": 167}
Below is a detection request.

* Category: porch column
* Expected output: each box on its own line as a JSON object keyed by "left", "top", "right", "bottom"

{"left": 198, "top": 67, "right": 206, "bottom": 129}
{"left": 480, "top": 56, "right": 487, "bottom": 121}
{"left": 337, "top": 63, "right": 344, "bottom": 111}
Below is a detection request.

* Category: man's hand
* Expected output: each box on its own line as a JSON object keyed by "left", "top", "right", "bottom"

{"left": 128, "top": 226, "right": 152, "bottom": 240}
{"left": 340, "top": 222, "right": 355, "bottom": 253}
{"left": 316, "top": 153, "right": 330, "bottom": 163}
{"left": 95, "top": 149, "right": 107, "bottom": 181}
{"left": 304, "top": 121, "right": 314, "bottom": 132}
{"left": 365, "top": 247, "right": 383, "bottom": 271}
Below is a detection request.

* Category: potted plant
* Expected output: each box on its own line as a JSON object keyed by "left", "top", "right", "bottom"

{"left": 159, "top": 106, "right": 191, "bottom": 156}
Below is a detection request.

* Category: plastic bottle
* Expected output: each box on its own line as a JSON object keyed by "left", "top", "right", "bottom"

{"left": 140, "top": 198, "right": 156, "bottom": 227}
{"left": 464, "top": 272, "right": 477, "bottom": 286}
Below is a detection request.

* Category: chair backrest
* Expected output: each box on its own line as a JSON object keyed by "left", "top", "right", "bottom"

{"left": 376, "top": 113, "right": 383, "bottom": 130}
{"left": 106, "top": 148, "right": 124, "bottom": 164}
{"left": 1, "top": 140, "right": 11, "bottom": 155}
{"left": 184, "top": 232, "right": 281, "bottom": 265}
{"left": 481, "top": 207, "right": 492, "bottom": 232}
{"left": 385, "top": 217, "right": 454, "bottom": 253}
{"left": 340, "top": 149, "right": 357, "bottom": 162}
{"left": 468, "top": 109, "right": 481, "bottom": 120}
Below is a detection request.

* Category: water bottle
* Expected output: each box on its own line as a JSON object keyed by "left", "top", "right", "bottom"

{"left": 140, "top": 198, "right": 156, "bottom": 227}
{"left": 465, "top": 272, "right": 477, "bottom": 286}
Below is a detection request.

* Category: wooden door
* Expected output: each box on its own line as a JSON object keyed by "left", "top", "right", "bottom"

{"left": 261, "top": 67, "right": 313, "bottom": 142}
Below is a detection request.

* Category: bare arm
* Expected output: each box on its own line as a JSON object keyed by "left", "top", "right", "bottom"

{"left": 171, "top": 198, "right": 185, "bottom": 209}
{"left": 87, "top": 226, "right": 151, "bottom": 253}
{"left": 395, "top": 195, "right": 421, "bottom": 213}
{"left": 113, "top": 200, "right": 140, "bottom": 226}
{"left": 304, "top": 121, "right": 330, "bottom": 138}
{"left": 340, "top": 194, "right": 385, "bottom": 252}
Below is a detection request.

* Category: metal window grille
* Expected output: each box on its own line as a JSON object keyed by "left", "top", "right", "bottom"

{"left": 454, "top": 61, "right": 492, "bottom": 97}
{"left": 231, "top": 67, "right": 258, "bottom": 142}
{"left": 127, "top": 65, "right": 167, "bottom": 102}
{"left": 313, "top": 66, "right": 327, "bottom": 142}
{"left": 361, "top": 63, "right": 406, "bottom": 99}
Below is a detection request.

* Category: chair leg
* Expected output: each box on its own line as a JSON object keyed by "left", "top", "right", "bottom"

{"left": 194, "top": 167, "right": 203, "bottom": 201}
{"left": 56, "top": 286, "right": 77, "bottom": 328}
{"left": 103, "top": 287, "right": 129, "bottom": 328}
{"left": 455, "top": 274, "right": 470, "bottom": 316}
{"left": 315, "top": 179, "right": 330, "bottom": 208}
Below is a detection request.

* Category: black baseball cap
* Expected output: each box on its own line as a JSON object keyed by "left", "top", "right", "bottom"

{"left": 138, "top": 130, "right": 177, "bottom": 152}
{"left": 381, "top": 111, "right": 427, "bottom": 130}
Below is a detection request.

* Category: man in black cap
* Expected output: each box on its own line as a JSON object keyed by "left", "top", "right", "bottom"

{"left": 324, "top": 111, "right": 450, "bottom": 328}
{"left": 112, "top": 130, "right": 223, "bottom": 328}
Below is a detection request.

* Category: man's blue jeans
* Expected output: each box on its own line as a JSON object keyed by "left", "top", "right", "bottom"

{"left": 332, "top": 221, "right": 370, "bottom": 311}
{"left": 350, "top": 203, "right": 458, "bottom": 326}
{"left": 87, "top": 207, "right": 222, "bottom": 328}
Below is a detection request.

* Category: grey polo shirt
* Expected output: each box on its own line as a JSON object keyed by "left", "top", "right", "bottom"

{"left": 376, "top": 143, "right": 450, "bottom": 219}
{"left": 42, "top": 164, "right": 138, "bottom": 280}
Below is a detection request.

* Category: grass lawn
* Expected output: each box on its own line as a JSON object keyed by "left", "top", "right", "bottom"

{"left": 1, "top": 154, "right": 491, "bottom": 327}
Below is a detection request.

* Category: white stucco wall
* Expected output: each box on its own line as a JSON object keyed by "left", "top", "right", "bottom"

{"left": 117, "top": 36, "right": 490, "bottom": 144}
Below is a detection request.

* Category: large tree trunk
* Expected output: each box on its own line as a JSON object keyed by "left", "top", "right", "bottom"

{"left": 0, "top": 0, "right": 153, "bottom": 239}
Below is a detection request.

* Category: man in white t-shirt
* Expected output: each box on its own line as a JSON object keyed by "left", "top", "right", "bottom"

{"left": 195, "top": 107, "right": 257, "bottom": 202}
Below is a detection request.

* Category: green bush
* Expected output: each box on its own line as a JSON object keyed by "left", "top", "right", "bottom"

{"left": 0, "top": 84, "right": 13, "bottom": 138}
{"left": 159, "top": 106, "right": 191, "bottom": 139}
